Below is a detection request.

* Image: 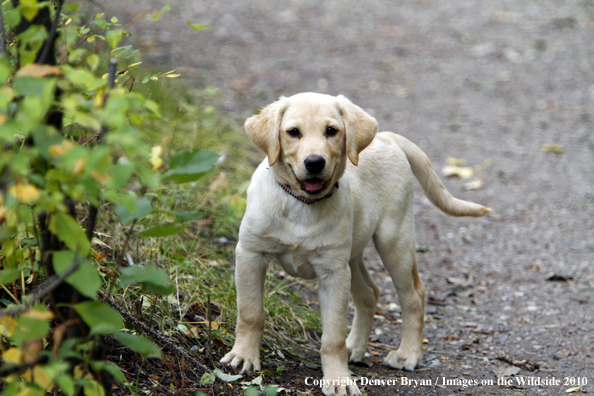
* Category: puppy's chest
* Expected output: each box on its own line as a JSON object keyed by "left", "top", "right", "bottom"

{"left": 243, "top": 212, "right": 351, "bottom": 279}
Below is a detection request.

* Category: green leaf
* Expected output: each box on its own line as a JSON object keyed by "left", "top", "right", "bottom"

{"left": 114, "top": 332, "right": 162, "bottom": 358}
{"left": 86, "top": 54, "right": 100, "bottom": 71}
{"left": 73, "top": 301, "right": 123, "bottom": 335}
{"left": 168, "top": 211, "right": 203, "bottom": 222}
{"left": 51, "top": 213, "right": 91, "bottom": 256}
{"left": 0, "top": 268, "right": 23, "bottom": 285}
{"left": 186, "top": 22, "right": 210, "bottom": 31}
{"left": 0, "top": 57, "right": 13, "bottom": 85}
{"left": 115, "top": 196, "right": 152, "bottom": 223}
{"left": 214, "top": 368, "right": 242, "bottom": 382}
{"left": 54, "top": 374, "right": 75, "bottom": 396}
{"left": 102, "top": 363, "right": 127, "bottom": 383}
{"left": 12, "top": 310, "right": 50, "bottom": 347}
{"left": 120, "top": 265, "right": 175, "bottom": 295}
{"left": 244, "top": 388, "right": 259, "bottom": 396}
{"left": 53, "top": 251, "right": 101, "bottom": 299}
{"left": 106, "top": 28, "right": 123, "bottom": 49}
{"left": 150, "top": 3, "right": 170, "bottom": 21}
{"left": 161, "top": 150, "right": 220, "bottom": 183}
{"left": 137, "top": 223, "right": 186, "bottom": 238}
{"left": 200, "top": 372, "right": 215, "bottom": 385}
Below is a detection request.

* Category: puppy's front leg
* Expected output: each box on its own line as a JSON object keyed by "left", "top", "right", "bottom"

{"left": 317, "top": 266, "right": 361, "bottom": 396}
{"left": 221, "top": 244, "right": 267, "bottom": 373}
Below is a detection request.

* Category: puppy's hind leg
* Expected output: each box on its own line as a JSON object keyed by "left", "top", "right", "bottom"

{"left": 374, "top": 226, "right": 425, "bottom": 371}
{"left": 346, "top": 252, "right": 379, "bottom": 362}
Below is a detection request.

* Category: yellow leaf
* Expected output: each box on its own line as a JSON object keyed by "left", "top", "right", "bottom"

{"left": 165, "top": 73, "right": 181, "bottom": 78}
{"left": 441, "top": 165, "right": 474, "bottom": 179}
{"left": 16, "top": 63, "right": 61, "bottom": 78}
{"left": 73, "top": 159, "right": 85, "bottom": 175}
{"left": 91, "top": 170, "right": 111, "bottom": 184}
{"left": 566, "top": 386, "right": 582, "bottom": 393}
{"left": 96, "top": 252, "right": 105, "bottom": 262}
{"left": 150, "top": 146, "right": 163, "bottom": 170}
{"left": 33, "top": 366, "right": 53, "bottom": 390}
{"left": 0, "top": 316, "right": 18, "bottom": 337}
{"left": 128, "top": 62, "right": 142, "bottom": 68}
{"left": 2, "top": 347, "right": 22, "bottom": 364}
{"left": 48, "top": 140, "right": 75, "bottom": 157}
{"left": 23, "top": 309, "right": 55, "bottom": 320}
{"left": 446, "top": 157, "right": 466, "bottom": 166}
{"left": 93, "top": 88, "right": 105, "bottom": 108}
{"left": 541, "top": 143, "right": 564, "bottom": 154}
{"left": 465, "top": 179, "right": 484, "bottom": 190}
{"left": 65, "top": 18, "right": 72, "bottom": 25}
{"left": 8, "top": 183, "right": 40, "bottom": 203}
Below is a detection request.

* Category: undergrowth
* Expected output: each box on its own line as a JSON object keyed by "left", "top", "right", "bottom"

{"left": 107, "top": 75, "right": 323, "bottom": 368}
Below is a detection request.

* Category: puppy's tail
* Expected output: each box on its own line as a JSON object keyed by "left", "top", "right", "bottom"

{"left": 392, "top": 134, "right": 491, "bottom": 217}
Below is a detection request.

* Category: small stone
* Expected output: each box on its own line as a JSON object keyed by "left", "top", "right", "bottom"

{"left": 190, "top": 345, "right": 200, "bottom": 353}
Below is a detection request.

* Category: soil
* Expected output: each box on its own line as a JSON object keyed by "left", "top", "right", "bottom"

{"left": 102, "top": 1, "right": 593, "bottom": 394}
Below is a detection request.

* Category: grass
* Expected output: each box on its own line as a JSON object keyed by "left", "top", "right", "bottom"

{"left": 98, "top": 70, "right": 323, "bottom": 375}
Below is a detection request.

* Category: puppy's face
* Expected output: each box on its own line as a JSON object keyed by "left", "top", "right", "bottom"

{"left": 245, "top": 93, "right": 378, "bottom": 197}
{"left": 277, "top": 95, "right": 346, "bottom": 195}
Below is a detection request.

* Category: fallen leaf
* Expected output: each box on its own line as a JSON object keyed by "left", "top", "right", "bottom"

{"left": 451, "top": 285, "right": 472, "bottom": 298}
{"left": 496, "top": 365, "right": 520, "bottom": 377}
{"left": 465, "top": 179, "right": 484, "bottom": 190}
{"left": 566, "top": 385, "right": 582, "bottom": 393}
{"left": 541, "top": 143, "right": 564, "bottom": 154}
{"left": 447, "top": 157, "right": 467, "bottom": 166}
{"left": 442, "top": 165, "right": 474, "bottom": 179}
{"left": 545, "top": 273, "right": 573, "bottom": 282}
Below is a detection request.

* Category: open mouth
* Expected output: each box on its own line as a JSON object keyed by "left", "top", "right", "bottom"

{"left": 289, "top": 166, "right": 332, "bottom": 195}
{"left": 300, "top": 178, "right": 327, "bottom": 195}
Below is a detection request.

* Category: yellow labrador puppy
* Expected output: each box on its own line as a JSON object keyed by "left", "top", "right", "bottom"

{"left": 221, "top": 92, "right": 489, "bottom": 395}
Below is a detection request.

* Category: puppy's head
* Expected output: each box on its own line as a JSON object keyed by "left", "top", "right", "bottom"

{"left": 245, "top": 93, "right": 377, "bottom": 197}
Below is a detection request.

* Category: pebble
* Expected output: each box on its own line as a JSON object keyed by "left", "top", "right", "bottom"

{"left": 190, "top": 345, "right": 200, "bottom": 353}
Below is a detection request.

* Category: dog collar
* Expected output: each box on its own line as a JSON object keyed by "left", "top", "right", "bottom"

{"left": 278, "top": 181, "right": 339, "bottom": 205}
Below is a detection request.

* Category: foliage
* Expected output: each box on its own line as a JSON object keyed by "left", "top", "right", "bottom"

{"left": 0, "top": 1, "right": 218, "bottom": 394}
{"left": 0, "top": 1, "right": 325, "bottom": 394}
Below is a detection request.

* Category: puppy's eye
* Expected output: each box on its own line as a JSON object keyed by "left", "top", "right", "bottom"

{"left": 287, "top": 128, "right": 300, "bottom": 137}
{"left": 326, "top": 126, "right": 338, "bottom": 137}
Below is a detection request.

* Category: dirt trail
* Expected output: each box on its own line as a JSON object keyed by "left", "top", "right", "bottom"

{"left": 106, "top": 1, "right": 593, "bottom": 394}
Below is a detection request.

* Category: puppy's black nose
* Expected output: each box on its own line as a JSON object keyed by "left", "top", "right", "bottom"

{"left": 304, "top": 155, "right": 326, "bottom": 174}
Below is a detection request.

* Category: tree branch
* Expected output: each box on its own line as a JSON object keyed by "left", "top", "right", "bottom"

{"left": 0, "top": 251, "right": 81, "bottom": 318}
{"left": 98, "top": 290, "right": 211, "bottom": 376}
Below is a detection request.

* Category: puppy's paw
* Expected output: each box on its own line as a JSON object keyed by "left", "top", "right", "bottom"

{"left": 321, "top": 376, "right": 361, "bottom": 396}
{"left": 383, "top": 349, "right": 422, "bottom": 371}
{"left": 346, "top": 347, "right": 366, "bottom": 363}
{"left": 220, "top": 350, "right": 261, "bottom": 373}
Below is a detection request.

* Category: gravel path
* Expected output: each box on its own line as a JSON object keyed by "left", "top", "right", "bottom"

{"left": 107, "top": 1, "right": 594, "bottom": 394}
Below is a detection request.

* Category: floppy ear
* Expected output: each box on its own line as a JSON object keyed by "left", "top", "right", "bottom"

{"left": 337, "top": 95, "right": 378, "bottom": 166}
{"left": 244, "top": 97, "right": 288, "bottom": 166}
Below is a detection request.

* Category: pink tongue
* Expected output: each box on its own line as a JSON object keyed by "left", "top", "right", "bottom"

{"left": 304, "top": 179, "right": 324, "bottom": 192}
